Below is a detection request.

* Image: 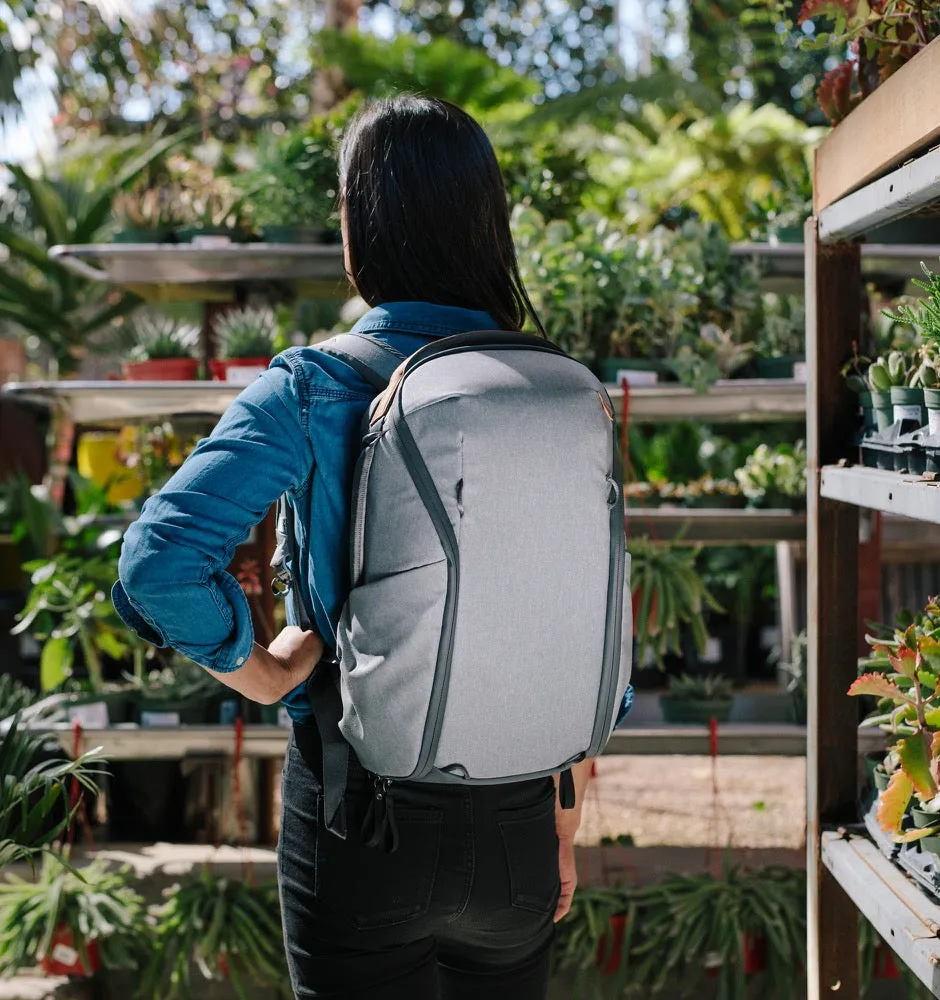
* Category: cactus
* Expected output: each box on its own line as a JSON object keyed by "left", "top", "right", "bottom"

{"left": 214, "top": 308, "right": 279, "bottom": 360}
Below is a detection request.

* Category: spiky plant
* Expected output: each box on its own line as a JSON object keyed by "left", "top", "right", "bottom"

{"left": 214, "top": 308, "right": 279, "bottom": 360}
{"left": 129, "top": 314, "right": 199, "bottom": 362}
{"left": 0, "top": 854, "right": 150, "bottom": 976}
{"left": 0, "top": 716, "right": 104, "bottom": 870}
{"left": 665, "top": 673, "right": 734, "bottom": 702}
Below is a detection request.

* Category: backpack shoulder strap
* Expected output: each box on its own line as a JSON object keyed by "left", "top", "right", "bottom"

{"left": 317, "top": 333, "right": 404, "bottom": 392}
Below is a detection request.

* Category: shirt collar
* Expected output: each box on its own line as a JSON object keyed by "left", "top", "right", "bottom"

{"left": 350, "top": 301, "right": 498, "bottom": 339}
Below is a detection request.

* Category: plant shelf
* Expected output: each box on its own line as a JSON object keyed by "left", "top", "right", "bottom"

{"left": 733, "top": 242, "right": 940, "bottom": 287}
{"left": 606, "top": 379, "right": 805, "bottom": 423}
{"left": 19, "top": 720, "right": 887, "bottom": 761}
{"left": 49, "top": 243, "right": 348, "bottom": 301}
{"left": 820, "top": 466, "right": 940, "bottom": 524}
{"left": 2, "top": 380, "right": 240, "bottom": 424}
{"left": 626, "top": 507, "right": 805, "bottom": 544}
{"left": 819, "top": 143, "right": 940, "bottom": 244}
{"left": 822, "top": 830, "right": 940, "bottom": 996}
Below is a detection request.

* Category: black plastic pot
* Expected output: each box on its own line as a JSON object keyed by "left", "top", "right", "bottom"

{"left": 660, "top": 696, "right": 734, "bottom": 724}
{"left": 910, "top": 805, "right": 940, "bottom": 856}
{"left": 755, "top": 355, "right": 803, "bottom": 380}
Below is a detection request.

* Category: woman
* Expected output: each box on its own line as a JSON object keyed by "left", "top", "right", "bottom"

{"left": 114, "top": 95, "right": 593, "bottom": 999}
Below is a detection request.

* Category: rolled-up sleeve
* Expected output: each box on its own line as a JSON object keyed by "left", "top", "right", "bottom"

{"left": 112, "top": 358, "right": 313, "bottom": 672}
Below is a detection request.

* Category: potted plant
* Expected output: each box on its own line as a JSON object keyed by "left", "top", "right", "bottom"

{"left": 0, "top": 854, "right": 149, "bottom": 979}
{"left": 660, "top": 672, "right": 734, "bottom": 725}
{"left": 733, "top": 441, "right": 807, "bottom": 510}
{"left": 629, "top": 867, "right": 806, "bottom": 999}
{"left": 123, "top": 314, "right": 200, "bottom": 381}
{"left": 112, "top": 185, "right": 184, "bottom": 245}
{"left": 242, "top": 99, "right": 359, "bottom": 244}
{"left": 797, "top": 2, "right": 940, "bottom": 126}
{"left": 668, "top": 322, "right": 755, "bottom": 394}
{"left": 630, "top": 536, "right": 722, "bottom": 670}
{"left": 127, "top": 659, "right": 221, "bottom": 727}
{"left": 165, "top": 152, "right": 250, "bottom": 244}
{"left": 0, "top": 718, "right": 103, "bottom": 870}
{"left": 553, "top": 884, "right": 639, "bottom": 993}
{"left": 209, "top": 307, "right": 279, "bottom": 383}
{"left": 755, "top": 292, "right": 805, "bottom": 380}
{"left": 143, "top": 867, "right": 288, "bottom": 999}
{"left": 849, "top": 597, "right": 940, "bottom": 856}
{"left": 13, "top": 538, "right": 143, "bottom": 718}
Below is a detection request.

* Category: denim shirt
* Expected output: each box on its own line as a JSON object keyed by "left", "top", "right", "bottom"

{"left": 113, "top": 302, "right": 498, "bottom": 722}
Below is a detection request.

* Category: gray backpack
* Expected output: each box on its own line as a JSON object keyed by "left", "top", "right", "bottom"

{"left": 274, "top": 331, "right": 632, "bottom": 847}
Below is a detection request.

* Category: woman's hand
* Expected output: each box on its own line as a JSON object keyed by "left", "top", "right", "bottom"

{"left": 207, "top": 627, "right": 325, "bottom": 705}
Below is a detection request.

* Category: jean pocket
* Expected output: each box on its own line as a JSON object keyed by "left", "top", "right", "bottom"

{"left": 315, "top": 804, "right": 443, "bottom": 930}
{"left": 498, "top": 791, "right": 560, "bottom": 914}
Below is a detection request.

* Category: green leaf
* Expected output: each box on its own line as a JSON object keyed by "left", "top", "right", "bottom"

{"left": 898, "top": 734, "right": 938, "bottom": 799}
{"left": 895, "top": 825, "right": 940, "bottom": 843}
{"left": 40, "top": 637, "right": 73, "bottom": 692}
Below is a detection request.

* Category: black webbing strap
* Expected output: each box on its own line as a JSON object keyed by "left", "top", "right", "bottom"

{"left": 317, "top": 332, "right": 403, "bottom": 390}
{"left": 559, "top": 768, "right": 576, "bottom": 810}
{"left": 279, "top": 333, "right": 400, "bottom": 840}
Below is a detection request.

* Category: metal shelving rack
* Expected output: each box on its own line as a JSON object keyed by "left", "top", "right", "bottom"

{"left": 807, "top": 36, "right": 940, "bottom": 999}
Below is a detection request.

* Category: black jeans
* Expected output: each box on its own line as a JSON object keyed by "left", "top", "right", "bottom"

{"left": 278, "top": 722, "right": 560, "bottom": 1000}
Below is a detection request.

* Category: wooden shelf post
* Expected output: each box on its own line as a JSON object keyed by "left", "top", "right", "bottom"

{"left": 805, "top": 217, "right": 861, "bottom": 1000}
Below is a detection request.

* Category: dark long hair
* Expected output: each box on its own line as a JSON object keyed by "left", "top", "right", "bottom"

{"left": 339, "top": 95, "right": 544, "bottom": 334}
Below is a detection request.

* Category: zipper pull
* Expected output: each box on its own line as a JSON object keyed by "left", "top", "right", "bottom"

{"left": 361, "top": 777, "right": 398, "bottom": 853}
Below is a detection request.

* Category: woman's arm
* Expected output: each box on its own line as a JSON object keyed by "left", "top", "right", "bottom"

{"left": 553, "top": 757, "right": 594, "bottom": 922}
{"left": 113, "top": 359, "right": 315, "bottom": 686}
{"left": 205, "top": 627, "right": 324, "bottom": 704}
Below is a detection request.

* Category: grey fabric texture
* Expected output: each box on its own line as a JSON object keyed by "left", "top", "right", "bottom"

{"left": 335, "top": 339, "right": 633, "bottom": 783}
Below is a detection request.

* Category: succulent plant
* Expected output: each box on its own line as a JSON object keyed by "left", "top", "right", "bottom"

{"left": 214, "top": 308, "right": 279, "bottom": 360}
{"left": 868, "top": 351, "right": 912, "bottom": 391}
{"left": 128, "top": 314, "right": 199, "bottom": 362}
{"left": 665, "top": 673, "right": 734, "bottom": 701}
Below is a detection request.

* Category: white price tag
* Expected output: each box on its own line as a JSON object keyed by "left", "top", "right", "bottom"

{"left": 894, "top": 404, "right": 923, "bottom": 423}
{"left": 701, "top": 638, "right": 723, "bottom": 664}
{"left": 615, "top": 368, "right": 658, "bottom": 388}
{"left": 141, "top": 710, "right": 181, "bottom": 727}
{"left": 226, "top": 365, "right": 266, "bottom": 385}
{"left": 51, "top": 943, "right": 78, "bottom": 967}
{"left": 929, "top": 409, "right": 940, "bottom": 436}
{"left": 278, "top": 707, "right": 291, "bottom": 727}
{"left": 67, "top": 702, "right": 109, "bottom": 728}
{"left": 792, "top": 362, "right": 807, "bottom": 383}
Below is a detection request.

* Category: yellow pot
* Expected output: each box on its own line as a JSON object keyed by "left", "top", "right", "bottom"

{"left": 77, "top": 431, "right": 144, "bottom": 503}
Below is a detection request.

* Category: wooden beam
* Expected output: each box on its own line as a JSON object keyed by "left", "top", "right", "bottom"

{"left": 805, "top": 217, "right": 861, "bottom": 1000}
{"left": 814, "top": 36, "right": 940, "bottom": 212}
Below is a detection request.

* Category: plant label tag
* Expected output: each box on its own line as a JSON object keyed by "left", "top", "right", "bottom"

{"left": 67, "top": 702, "right": 109, "bottom": 728}
{"left": 894, "top": 404, "right": 923, "bottom": 423}
{"left": 701, "top": 638, "right": 723, "bottom": 664}
{"left": 51, "top": 943, "right": 79, "bottom": 967}
{"left": 930, "top": 410, "right": 940, "bottom": 436}
{"left": 278, "top": 707, "right": 291, "bottom": 727}
{"left": 141, "top": 710, "right": 181, "bottom": 727}
{"left": 615, "top": 368, "right": 658, "bottom": 388}
{"left": 227, "top": 366, "right": 266, "bottom": 386}
{"left": 792, "top": 362, "right": 807, "bottom": 383}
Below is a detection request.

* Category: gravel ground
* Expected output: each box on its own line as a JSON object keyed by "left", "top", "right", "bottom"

{"left": 577, "top": 755, "right": 807, "bottom": 849}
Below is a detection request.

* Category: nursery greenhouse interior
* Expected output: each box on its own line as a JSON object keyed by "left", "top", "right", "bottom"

{"left": 7, "top": 1, "right": 940, "bottom": 999}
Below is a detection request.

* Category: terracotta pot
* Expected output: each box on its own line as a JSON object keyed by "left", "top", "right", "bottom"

{"left": 0, "top": 337, "right": 26, "bottom": 383}
{"left": 209, "top": 357, "right": 272, "bottom": 383}
{"left": 596, "top": 913, "right": 629, "bottom": 975}
{"left": 40, "top": 926, "right": 101, "bottom": 977}
{"left": 124, "top": 358, "right": 199, "bottom": 381}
